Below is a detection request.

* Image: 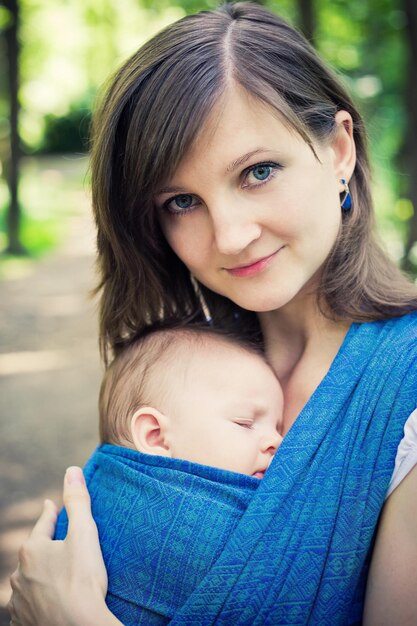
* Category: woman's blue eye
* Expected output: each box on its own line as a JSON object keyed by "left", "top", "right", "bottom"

{"left": 252, "top": 165, "right": 272, "bottom": 181}
{"left": 243, "top": 162, "right": 281, "bottom": 188}
{"left": 174, "top": 195, "right": 193, "bottom": 209}
{"left": 163, "top": 193, "right": 197, "bottom": 215}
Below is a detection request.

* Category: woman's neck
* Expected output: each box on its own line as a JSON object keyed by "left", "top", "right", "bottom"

{"left": 258, "top": 295, "right": 351, "bottom": 431}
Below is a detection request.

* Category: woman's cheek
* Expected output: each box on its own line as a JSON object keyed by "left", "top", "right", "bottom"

{"left": 167, "top": 217, "right": 210, "bottom": 265}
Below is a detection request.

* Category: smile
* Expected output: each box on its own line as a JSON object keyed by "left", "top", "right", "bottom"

{"left": 225, "top": 248, "right": 283, "bottom": 278}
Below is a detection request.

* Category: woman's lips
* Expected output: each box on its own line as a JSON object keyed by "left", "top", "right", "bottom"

{"left": 225, "top": 248, "right": 282, "bottom": 278}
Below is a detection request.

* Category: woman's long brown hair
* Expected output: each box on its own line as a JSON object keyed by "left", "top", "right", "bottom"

{"left": 90, "top": 2, "right": 417, "bottom": 364}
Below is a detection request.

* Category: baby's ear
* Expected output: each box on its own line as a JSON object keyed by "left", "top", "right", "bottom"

{"left": 130, "top": 407, "right": 171, "bottom": 456}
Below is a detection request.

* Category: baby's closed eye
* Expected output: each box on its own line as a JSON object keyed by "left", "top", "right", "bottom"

{"left": 234, "top": 420, "right": 254, "bottom": 429}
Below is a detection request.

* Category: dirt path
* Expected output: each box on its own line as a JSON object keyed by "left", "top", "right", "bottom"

{"left": 0, "top": 183, "right": 102, "bottom": 623}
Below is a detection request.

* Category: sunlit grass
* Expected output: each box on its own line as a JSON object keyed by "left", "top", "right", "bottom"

{"left": 0, "top": 154, "right": 90, "bottom": 262}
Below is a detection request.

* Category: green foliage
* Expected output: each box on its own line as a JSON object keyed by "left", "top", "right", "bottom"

{"left": 314, "top": 0, "right": 410, "bottom": 258}
{"left": 0, "top": 196, "right": 66, "bottom": 258}
{"left": 37, "top": 105, "right": 92, "bottom": 155}
{"left": 0, "top": 6, "right": 13, "bottom": 30}
{"left": 141, "top": 0, "right": 218, "bottom": 13}
{"left": 0, "top": 208, "right": 64, "bottom": 257}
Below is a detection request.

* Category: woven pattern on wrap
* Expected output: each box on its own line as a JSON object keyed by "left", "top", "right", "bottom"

{"left": 55, "top": 313, "right": 417, "bottom": 625}
{"left": 55, "top": 446, "right": 259, "bottom": 625}
{"left": 169, "top": 313, "right": 417, "bottom": 625}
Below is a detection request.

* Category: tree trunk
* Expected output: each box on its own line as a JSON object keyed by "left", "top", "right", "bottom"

{"left": 402, "top": 0, "right": 417, "bottom": 272}
{"left": 298, "top": 0, "right": 316, "bottom": 45}
{"left": 4, "top": 0, "right": 25, "bottom": 254}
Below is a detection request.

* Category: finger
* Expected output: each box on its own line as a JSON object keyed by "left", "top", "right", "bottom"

{"left": 7, "top": 591, "right": 17, "bottom": 622}
{"left": 64, "top": 467, "right": 96, "bottom": 536}
{"left": 7, "top": 594, "right": 14, "bottom": 617}
{"left": 30, "top": 499, "right": 58, "bottom": 540}
{"left": 9, "top": 570, "right": 19, "bottom": 592}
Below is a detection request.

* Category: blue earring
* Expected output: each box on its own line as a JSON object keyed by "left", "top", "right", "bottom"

{"left": 340, "top": 178, "right": 352, "bottom": 211}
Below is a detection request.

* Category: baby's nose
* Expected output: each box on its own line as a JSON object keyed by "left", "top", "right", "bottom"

{"left": 264, "top": 430, "right": 283, "bottom": 453}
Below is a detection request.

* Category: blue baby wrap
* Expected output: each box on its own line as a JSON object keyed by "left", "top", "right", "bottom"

{"left": 55, "top": 446, "right": 259, "bottom": 624}
{"left": 55, "top": 313, "right": 417, "bottom": 625}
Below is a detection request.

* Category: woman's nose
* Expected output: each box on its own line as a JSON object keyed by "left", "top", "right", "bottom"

{"left": 210, "top": 202, "right": 262, "bottom": 256}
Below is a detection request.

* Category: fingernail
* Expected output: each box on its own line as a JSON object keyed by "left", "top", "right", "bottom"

{"left": 44, "top": 499, "right": 58, "bottom": 513}
{"left": 65, "top": 466, "right": 85, "bottom": 486}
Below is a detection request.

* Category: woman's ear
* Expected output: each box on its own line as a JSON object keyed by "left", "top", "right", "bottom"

{"left": 330, "top": 110, "right": 356, "bottom": 186}
{"left": 130, "top": 407, "right": 171, "bottom": 457}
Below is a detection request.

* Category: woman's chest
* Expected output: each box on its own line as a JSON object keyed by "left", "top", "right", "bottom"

{"left": 268, "top": 326, "right": 352, "bottom": 434}
{"left": 278, "top": 352, "right": 339, "bottom": 434}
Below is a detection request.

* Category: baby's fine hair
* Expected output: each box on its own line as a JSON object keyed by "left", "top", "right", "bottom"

{"left": 99, "top": 322, "right": 264, "bottom": 446}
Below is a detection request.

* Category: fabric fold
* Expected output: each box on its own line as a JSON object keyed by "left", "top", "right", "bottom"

{"left": 55, "top": 445, "right": 259, "bottom": 625}
{"left": 169, "top": 313, "right": 417, "bottom": 625}
{"left": 55, "top": 313, "right": 417, "bottom": 626}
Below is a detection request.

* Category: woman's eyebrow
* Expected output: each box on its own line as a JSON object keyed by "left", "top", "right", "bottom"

{"left": 156, "top": 148, "right": 275, "bottom": 196}
{"left": 156, "top": 185, "right": 186, "bottom": 196}
{"left": 225, "top": 148, "right": 273, "bottom": 173}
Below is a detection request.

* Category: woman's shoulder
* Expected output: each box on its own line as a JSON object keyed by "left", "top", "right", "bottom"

{"left": 346, "top": 311, "right": 417, "bottom": 365}
{"left": 377, "top": 311, "right": 417, "bottom": 375}
{"left": 337, "top": 311, "right": 417, "bottom": 399}
{"left": 388, "top": 311, "right": 417, "bottom": 353}
{"left": 372, "top": 310, "right": 417, "bottom": 350}
{"left": 383, "top": 310, "right": 417, "bottom": 333}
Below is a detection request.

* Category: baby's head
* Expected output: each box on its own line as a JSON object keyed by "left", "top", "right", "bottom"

{"left": 99, "top": 324, "right": 283, "bottom": 478}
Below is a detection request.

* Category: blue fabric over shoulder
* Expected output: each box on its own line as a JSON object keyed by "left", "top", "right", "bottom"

{"left": 170, "top": 312, "right": 417, "bottom": 625}
{"left": 55, "top": 313, "right": 417, "bottom": 626}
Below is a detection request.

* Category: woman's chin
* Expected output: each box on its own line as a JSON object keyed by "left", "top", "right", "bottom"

{"left": 214, "top": 269, "right": 322, "bottom": 316}
{"left": 199, "top": 271, "right": 311, "bottom": 314}
{"left": 226, "top": 291, "right": 298, "bottom": 314}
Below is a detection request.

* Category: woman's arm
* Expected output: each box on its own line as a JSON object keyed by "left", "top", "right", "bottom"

{"left": 363, "top": 463, "right": 417, "bottom": 625}
{"left": 8, "top": 467, "right": 123, "bottom": 626}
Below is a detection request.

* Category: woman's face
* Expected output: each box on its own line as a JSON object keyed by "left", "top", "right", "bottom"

{"left": 155, "top": 86, "right": 354, "bottom": 314}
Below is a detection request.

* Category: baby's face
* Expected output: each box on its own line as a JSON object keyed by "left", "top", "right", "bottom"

{"left": 164, "top": 342, "right": 284, "bottom": 478}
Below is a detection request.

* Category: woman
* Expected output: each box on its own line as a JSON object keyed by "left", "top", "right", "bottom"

{"left": 9, "top": 3, "right": 417, "bottom": 625}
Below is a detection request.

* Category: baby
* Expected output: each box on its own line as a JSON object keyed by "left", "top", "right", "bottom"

{"left": 99, "top": 323, "right": 284, "bottom": 477}
{"left": 56, "top": 324, "right": 284, "bottom": 625}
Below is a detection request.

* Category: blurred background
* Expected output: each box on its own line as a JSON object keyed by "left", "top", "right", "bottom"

{"left": 0, "top": 0, "right": 416, "bottom": 622}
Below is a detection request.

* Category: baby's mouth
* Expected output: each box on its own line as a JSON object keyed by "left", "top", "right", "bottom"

{"left": 252, "top": 471, "right": 265, "bottom": 479}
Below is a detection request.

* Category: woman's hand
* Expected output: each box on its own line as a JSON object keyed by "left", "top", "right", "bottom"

{"left": 8, "top": 467, "right": 121, "bottom": 626}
